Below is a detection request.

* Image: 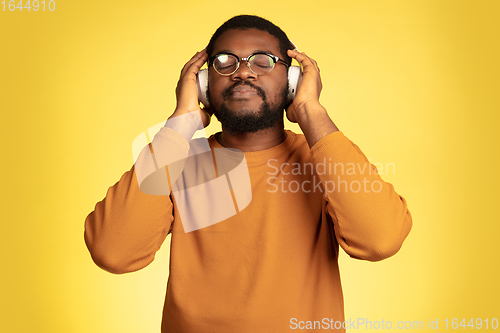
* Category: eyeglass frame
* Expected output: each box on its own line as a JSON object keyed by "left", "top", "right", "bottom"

{"left": 208, "top": 52, "right": 290, "bottom": 76}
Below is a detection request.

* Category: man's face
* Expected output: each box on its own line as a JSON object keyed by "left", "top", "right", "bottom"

{"left": 207, "top": 28, "right": 289, "bottom": 134}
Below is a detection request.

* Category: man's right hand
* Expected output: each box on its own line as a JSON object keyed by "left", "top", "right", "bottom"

{"left": 169, "top": 49, "right": 211, "bottom": 127}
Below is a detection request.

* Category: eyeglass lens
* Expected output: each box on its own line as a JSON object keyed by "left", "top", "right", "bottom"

{"left": 213, "top": 54, "right": 275, "bottom": 75}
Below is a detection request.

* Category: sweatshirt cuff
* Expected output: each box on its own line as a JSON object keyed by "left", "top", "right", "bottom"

{"left": 164, "top": 111, "right": 204, "bottom": 142}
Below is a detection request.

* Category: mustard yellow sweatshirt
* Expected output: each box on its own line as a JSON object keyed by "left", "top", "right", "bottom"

{"left": 84, "top": 129, "right": 412, "bottom": 332}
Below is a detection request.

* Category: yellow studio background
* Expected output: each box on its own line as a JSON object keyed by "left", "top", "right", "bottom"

{"left": 1, "top": 0, "right": 498, "bottom": 332}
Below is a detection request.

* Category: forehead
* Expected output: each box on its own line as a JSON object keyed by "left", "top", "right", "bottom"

{"left": 212, "top": 28, "right": 281, "bottom": 57}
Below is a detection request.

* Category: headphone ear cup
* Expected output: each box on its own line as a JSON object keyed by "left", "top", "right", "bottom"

{"left": 287, "top": 66, "right": 303, "bottom": 103}
{"left": 196, "top": 68, "right": 209, "bottom": 108}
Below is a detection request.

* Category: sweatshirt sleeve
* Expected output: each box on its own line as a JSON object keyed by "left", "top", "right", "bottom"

{"left": 310, "top": 131, "right": 412, "bottom": 261}
{"left": 84, "top": 127, "right": 191, "bottom": 274}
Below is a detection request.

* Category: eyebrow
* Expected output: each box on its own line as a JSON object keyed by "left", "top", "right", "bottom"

{"left": 214, "top": 49, "right": 278, "bottom": 57}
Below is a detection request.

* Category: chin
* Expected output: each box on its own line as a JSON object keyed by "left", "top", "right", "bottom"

{"left": 214, "top": 102, "right": 284, "bottom": 134}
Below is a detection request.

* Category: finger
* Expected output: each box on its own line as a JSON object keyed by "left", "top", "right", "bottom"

{"left": 287, "top": 50, "right": 319, "bottom": 73}
{"left": 300, "top": 51, "right": 320, "bottom": 73}
{"left": 287, "top": 50, "right": 323, "bottom": 95}
{"left": 179, "top": 50, "right": 207, "bottom": 79}
{"left": 179, "top": 51, "right": 200, "bottom": 78}
{"left": 186, "top": 51, "right": 208, "bottom": 78}
{"left": 287, "top": 49, "right": 312, "bottom": 62}
{"left": 180, "top": 49, "right": 206, "bottom": 73}
{"left": 180, "top": 49, "right": 208, "bottom": 78}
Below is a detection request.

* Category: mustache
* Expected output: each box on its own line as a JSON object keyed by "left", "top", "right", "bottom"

{"left": 222, "top": 81, "right": 266, "bottom": 100}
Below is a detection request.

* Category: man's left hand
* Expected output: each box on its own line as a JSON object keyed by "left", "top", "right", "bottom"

{"left": 286, "top": 49, "right": 323, "bottom": 123}
{"left": 285, "top": 49, "right": 339, "bottom": 147}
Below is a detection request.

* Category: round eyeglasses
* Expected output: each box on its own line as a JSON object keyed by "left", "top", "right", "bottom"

{"left": 209, "top": 52, "right": 289, "bottom": 76}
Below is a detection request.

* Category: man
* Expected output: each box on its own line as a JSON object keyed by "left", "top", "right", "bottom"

{"left": 85, "top": 15, "right": 412, "bottom": 332}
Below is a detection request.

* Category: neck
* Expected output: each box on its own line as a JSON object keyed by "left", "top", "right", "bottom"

{"left": 217, "top": 122, "right": 287, "bottom": 152}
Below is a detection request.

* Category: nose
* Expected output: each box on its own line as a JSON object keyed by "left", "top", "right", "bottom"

{"left": 231, "top": 60, "right": 257, "bottom": 81}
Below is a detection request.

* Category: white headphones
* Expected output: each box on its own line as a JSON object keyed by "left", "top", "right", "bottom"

{"left": 196, "top": 45, "right": 302, "bottom": 107}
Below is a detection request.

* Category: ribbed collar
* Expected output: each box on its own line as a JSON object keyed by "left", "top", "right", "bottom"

{"left": 208, "top": 130, "right": 299, "bottom": 167}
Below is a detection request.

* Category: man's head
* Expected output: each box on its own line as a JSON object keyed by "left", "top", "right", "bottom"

{"left": 206, "top": 15, "right": 295, "bottom": 134}
{"left": 206, "top": 15, "right": 295, "bottom": 66}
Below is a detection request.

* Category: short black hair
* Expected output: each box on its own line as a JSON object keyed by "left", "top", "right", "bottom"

{"left": 206, "top": 15, "right": 295, "bottom": 65}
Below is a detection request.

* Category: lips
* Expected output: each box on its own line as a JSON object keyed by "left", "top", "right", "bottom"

{"left": 232, "top": 86, "right": 256, "bottom": 93}
{"left": 231, "top": 85, "right": 258, "bottom": 96}
{"left": 222, "top": 82, "right": 265, "bottom": 101}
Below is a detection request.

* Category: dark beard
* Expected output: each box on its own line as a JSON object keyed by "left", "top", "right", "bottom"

{"left": 208, "top": 81, "right": 288, "bottom": 134}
